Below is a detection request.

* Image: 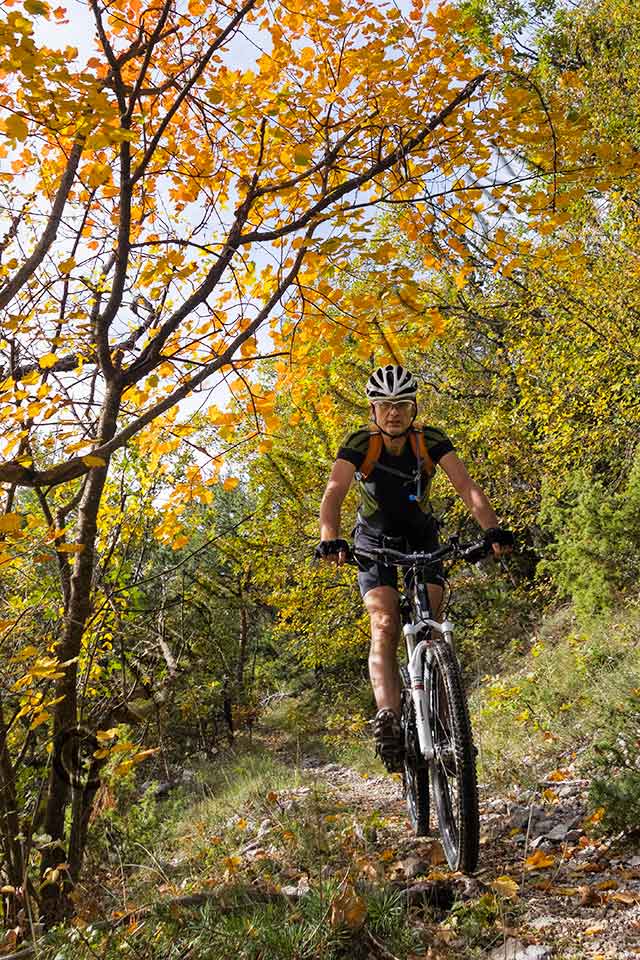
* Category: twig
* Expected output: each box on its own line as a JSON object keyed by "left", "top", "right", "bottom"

{"left": 364, "top": 927, "right": 402, "bottom": 960}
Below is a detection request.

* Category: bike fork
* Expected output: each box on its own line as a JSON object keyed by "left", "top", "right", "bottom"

{"left": 406, "top": 639, "right": 435, "bottom": 761}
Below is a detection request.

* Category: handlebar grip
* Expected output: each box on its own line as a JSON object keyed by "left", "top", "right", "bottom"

{"left": 461, "top": 542, "right": 491, "bottom": 563}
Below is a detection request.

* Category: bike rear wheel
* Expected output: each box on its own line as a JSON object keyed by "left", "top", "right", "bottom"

{"left": 428, "top": 642, "right": 479, "bottom": 872}
{"left": 400, "top": 667, "right": 429, "bottom": 836}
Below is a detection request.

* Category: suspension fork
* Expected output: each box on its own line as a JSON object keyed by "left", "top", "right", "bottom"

{"left": 403, "top": 617, "right": 455, "bottom": 761}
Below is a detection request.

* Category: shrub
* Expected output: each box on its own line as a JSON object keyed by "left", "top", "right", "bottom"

{"left": 538, "top": 452, "right": 640, "bottom": 619}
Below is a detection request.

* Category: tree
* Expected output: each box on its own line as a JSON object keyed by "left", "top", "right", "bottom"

{"left": 1, "top": 0, "right": 547, "bottom": 926}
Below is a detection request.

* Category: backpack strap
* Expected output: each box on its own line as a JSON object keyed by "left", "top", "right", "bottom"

{"left": 409, "top": 426, "right": 435, "bottom": 477}
{"left": 358, "top": 430, "right": 384, "bottom": 481}
{"left": 358, "top": 426, "right": 434, "bottom": 481}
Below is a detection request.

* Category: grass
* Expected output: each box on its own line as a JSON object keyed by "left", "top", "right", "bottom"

{"left": 471, "top": 599, "right": 640, "bottom": 804}
{"left": 38, "top": 740, "right": 423, "bottom": 960}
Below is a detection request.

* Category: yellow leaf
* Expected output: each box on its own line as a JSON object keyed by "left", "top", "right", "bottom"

{"left": 24, "top": 0, "right": 50, "bottom": 14}
{"left": 4, "top": 115, "right": 29, "bottom": 140}
{"left": 85, "top": 162, "right": 112, "bottom": 188}
{"left": 584, "top": 807, "right": 605, "bottom": 825}
{"left": 10, "top": 643, "right": 38, "bottom": 660}
{"left": 0, "top": 513, "right": 21, "bottom": 532}
{"left": 59, "top": 257, "right": 76, "bottom": 274}
{"left": 39, "top": 353, "right": 58, "bottom": 369}
{"left": 293, "top": 144, "right": 312, "bottom": 166}
{"left": 82, "top": 454, "right": 107, "bottom": 467}
{"left": 29, "top": 711, "right": 50, "bottom": 729}
{"left": 55, "top": 543, "right": 85, "bottom": 553}
{"left": 490, "top": 875, "right": 519, "bottom": 900}
{"left": 223, "top": 477, "right": 239, "bottom": 491}
{"left": 113, "top": 760, "right": 134, "bottom": 776}
{"left": 95, "top": 728, "right": 119, "bottom": 742}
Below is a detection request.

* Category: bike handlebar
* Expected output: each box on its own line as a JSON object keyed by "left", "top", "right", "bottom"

{"left": 352, "top": 535, "right": 491, "bottom": 568}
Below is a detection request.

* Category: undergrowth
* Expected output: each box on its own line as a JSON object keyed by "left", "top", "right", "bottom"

{"left": 472, "top": 599, "right": 640, "bottom": 832}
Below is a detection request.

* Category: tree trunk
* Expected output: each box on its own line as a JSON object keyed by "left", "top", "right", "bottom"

{"left": 39, "top": 385, "right": 122, "bottom": 926}
{"left": 236, "top": 596, "right": 248, "bottom": 690}
{"left": 0, "top": 698, "right": 25, "bottom": 927}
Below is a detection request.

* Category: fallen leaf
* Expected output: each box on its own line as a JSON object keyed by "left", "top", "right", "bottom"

{"left": 611, "top": 891, "right": 640, "bottom": 906}
{"left": 525, "top": 850, "right": 555, "bottom": 870}
{"left": 575, "top": 862, "right": 603, "bottom": 874}
{"left": 491, "top": 875, "right": 519, "bottom": 900}
{"left": 584, "top": 924, "right": 607, "bottom": 935}
{"left": 578, "top": 885, "right": 601, "bottom": 906}
{"left": 583, "top": 807, "right": 605, "bottom": 826}
{"left": 595, "top": 879, "right": 619, "bottom": 891}
{"left": 330, "top": 883, "right": 366, "bottom": 929}
{"left": 546, "top": 769, "right": 571, "bottom": 782}
{"left": 419, "top": 840, "right": 446, "bottom": 865}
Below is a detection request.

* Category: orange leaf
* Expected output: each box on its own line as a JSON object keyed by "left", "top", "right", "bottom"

{"left": 525, "top": 850, "right": 555, "bottom": 871}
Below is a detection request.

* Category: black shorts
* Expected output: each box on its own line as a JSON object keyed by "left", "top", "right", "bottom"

{"left": 353, "top": 522, "right": 444, "bottom": 598}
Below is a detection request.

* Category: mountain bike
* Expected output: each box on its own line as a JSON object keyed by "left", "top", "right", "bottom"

{"left": 355, "top": 535, "right": 491, "bottom": 874}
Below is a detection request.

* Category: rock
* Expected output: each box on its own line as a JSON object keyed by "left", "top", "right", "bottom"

{"left": 508, "top": 805, "right": 545, "bottom": 830}
{"left": 280, "top": 885, "right": 300, "bottom": 898}
{"left": 528, "top": 917, "right": 557, "bottom": 931}
{"left": 628, "top": 855, "right": 640, "bottom": 867}
{"left": 544, "top": 822, "right": 574, "bottom": 842}
{"left": 401, "top": 881, "right": 456, "bottom": 910}
{"left": 530, "top": 836, "right": 554, "bottom": 851}
{"left": 489, "top": 938, "right": 553, "bottom": 960}
{"left": 257, "top": 819, "right": 272, "bottom": 839}
{"left": 484, "top": 798, "right": 508, "bottom": 813}
{"left": 153, "top": 780, "right": 178, "bottom": 799}
{"left": 399, "top": 855, "right": 429, "bottom": 879}
{"left": 456, "top": 877, "right": 482, "bottom": 899}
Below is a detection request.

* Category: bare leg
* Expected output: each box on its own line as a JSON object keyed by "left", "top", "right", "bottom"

{"left": 363, "top": 585, "right": 401, "bottom": 716}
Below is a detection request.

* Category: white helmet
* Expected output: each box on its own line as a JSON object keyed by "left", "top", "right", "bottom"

{"left": 365, "top": 365, "right": 418, "bottom": 402}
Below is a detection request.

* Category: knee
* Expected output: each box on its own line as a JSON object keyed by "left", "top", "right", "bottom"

{"left": 369, "top": 610, "right": 400, "bottom": 645}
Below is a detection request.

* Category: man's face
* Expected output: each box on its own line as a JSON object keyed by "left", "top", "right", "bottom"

{"left": 371, "top": 399, "right": 416, "bottom": 436}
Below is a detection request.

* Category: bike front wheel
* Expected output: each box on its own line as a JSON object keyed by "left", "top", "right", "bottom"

{"left": 428, "top": 641, "right": 479, "bottom": 873}
{"left": 400, "top": 667, "right": 429, "bottom": 836}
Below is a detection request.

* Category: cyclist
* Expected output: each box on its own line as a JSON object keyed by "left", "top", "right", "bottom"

{"left": 316, "top": 364, "right": 514, "bottom": 771}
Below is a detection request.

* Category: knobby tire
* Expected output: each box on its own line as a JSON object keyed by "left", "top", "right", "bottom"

{"left": 428, "top": 641, "right": 479, "bottom": 873}
{"left": 400, "top": 666, "right": 429, "bottom": 836}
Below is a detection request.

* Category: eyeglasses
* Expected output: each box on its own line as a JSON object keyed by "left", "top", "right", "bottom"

{"left": 373, "top": 400, "right": 416, "bottom": 414}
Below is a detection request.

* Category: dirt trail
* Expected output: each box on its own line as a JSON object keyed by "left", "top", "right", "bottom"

{"left": 298, "top": 754, "right": 640, "bottom": 960}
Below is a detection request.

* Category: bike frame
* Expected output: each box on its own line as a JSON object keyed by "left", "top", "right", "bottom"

{"left": 354, "top": 536, "right": 488, "bottom": 766}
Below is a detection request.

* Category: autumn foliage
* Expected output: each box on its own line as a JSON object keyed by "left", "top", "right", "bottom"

{"left": 1, "top": 0, "right": 639, "bottom": 934}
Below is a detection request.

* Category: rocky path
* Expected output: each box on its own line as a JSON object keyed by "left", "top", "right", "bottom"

{"left": 299, "top": 756, "right": 640, "bottom": 960}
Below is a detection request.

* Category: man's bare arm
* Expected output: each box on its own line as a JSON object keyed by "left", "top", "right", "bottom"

{"left": 319, "top": 459, "right": 356, "bottom": 541}
{"left": 439, "top": 451, "right": 513, "bottom": 557}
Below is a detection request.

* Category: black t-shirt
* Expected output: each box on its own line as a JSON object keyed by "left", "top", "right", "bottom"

{"left": 336, "top": 425, "right": 455, "bottom": 543}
